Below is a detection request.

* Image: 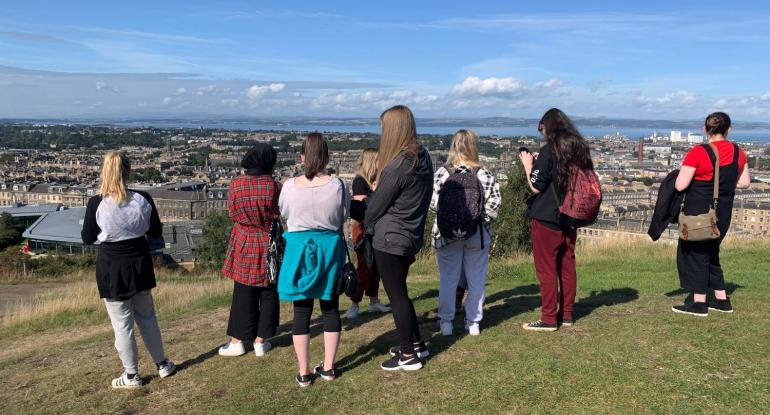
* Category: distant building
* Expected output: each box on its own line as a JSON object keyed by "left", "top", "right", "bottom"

{"left": 687, "top": 133, "right": 704, "bottom": 144}
{"left": 670, "top": 131, "right": 683, "bottom": 142}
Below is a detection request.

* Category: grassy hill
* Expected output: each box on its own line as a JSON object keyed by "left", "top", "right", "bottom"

{"left": 1, "top": 240, "right": 769, "bottom": 414}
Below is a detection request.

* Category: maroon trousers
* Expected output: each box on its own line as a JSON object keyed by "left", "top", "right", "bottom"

{"left": 531, "top": 219, "right": 577, "bottom": 325}
{"left": 350, "top": 220, "right": 382, "bottom": 303}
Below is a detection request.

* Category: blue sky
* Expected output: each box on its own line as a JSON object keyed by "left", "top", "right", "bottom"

{"left": 1, "top": 0, "right": 770, "bottom": 120}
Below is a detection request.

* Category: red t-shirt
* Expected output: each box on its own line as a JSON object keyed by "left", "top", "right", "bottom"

{"left": 682, "top": 140, "right": 747, "bottom": 181}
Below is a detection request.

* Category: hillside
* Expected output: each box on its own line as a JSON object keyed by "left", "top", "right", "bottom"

{"left": 1, "top": 240, "right": 769, "bottom": 414}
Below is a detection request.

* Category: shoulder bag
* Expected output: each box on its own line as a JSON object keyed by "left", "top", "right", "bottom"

{"left": 678, "top": 143, "right": 721, "bottom": 241}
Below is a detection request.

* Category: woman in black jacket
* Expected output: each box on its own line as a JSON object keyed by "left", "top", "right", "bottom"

{"left": 81, "top": 151, "right": 175, "bottom": 389}
{"left": 365, "top": 105, "right": 433, "bottom": 371}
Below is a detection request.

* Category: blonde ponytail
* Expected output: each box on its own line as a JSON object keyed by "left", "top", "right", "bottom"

{"left": 100, "top": 151, "right": 130, "bottom": 204}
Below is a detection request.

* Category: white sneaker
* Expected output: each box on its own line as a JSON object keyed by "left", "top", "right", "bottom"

{"left": 157, "top": 359, "right": 176, "bottom": 378}
{"left": 254, "top": 341, "right": 272, "bottom": 357}
{"left": 439, "top": 320, "right": 453, "bottom": 336}
{"left": 368, "top": 302, "right": 392, "bottom": 313}
{"left": 218, "top": 340, "right": 246, "bottom": 357}
{"left": 346, "top": 303, "right": 360, "bottom": 319}
{"left": 466, "top": 322, "right": 480, "bottom": 336}
{"left": 111, "top": 372, "right": 142, "bottom": 389}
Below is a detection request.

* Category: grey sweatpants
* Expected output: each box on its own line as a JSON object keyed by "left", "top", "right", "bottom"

{"left": 103, "top": 290, "right": 167, "bottom": 374}
{"left": 436, "top": 228, "right": 490, "bottom": 323}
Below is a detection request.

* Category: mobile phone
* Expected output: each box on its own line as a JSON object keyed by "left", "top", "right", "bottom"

{"left": 518, "top": 147, "right": 530, "bottom": 154}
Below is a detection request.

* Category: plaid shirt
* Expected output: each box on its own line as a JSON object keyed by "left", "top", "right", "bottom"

{"left": 221, "top": 174, "right": 282, "bottom": 286}
{"left": 429, "top": 165, "right": 502, "bottom": 249}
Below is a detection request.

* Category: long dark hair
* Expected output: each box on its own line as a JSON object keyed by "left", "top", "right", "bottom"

{"left": 538, "top": 108, "right": 593, "bottom": 194}
{"left": 301, "top": 133, "right": 329, "bottom": 180}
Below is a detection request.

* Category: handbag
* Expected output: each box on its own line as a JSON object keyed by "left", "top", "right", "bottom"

{"left": 354, "top": 234, "right": 375, "bottom": 269}
{"left": 265, "top": 217, "right": 285, "bottom": 285}
{"left": 334, "top": 179, "right": 358, "bottom": 297}
{"left": 678, "top": 143, "right": 721, "bottom": 241}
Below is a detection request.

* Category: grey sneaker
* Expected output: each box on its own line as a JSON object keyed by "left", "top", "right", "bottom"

{"left": 111, "top": 372, "right": 142, "bottom": 389}
{"left": 157, "top": 359, "right": 176, "bottom": 378}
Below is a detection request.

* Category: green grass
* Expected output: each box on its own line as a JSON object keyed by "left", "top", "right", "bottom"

{"left": 1, "top": 241, "right": 769, "bottom": 414}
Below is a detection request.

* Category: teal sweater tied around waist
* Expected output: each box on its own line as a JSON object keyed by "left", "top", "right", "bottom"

{"left": 277, "top": 229, "right": 345, "bottom": 302}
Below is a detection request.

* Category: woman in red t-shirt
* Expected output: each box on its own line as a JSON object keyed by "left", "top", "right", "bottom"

{"left": 672, "top": 112, "right": 751, "bottom": 316}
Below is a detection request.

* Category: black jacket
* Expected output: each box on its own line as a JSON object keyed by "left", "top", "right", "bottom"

{"left": 364, "top": 147, "right": 434, "bottom": 256}
{"left": 527, "top": 144, "right": 561, "bottom": 228}
{"left": 648, "top": 170, "right": 683, "bottom": 241}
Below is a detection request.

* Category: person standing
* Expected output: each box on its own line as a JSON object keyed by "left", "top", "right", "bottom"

{"left": 365, "top": 105, "right": 434, "bottom": 371}
{"left": 278, "top": 133, "right": 349, "bottom": 387}
{"left": 519, "top": 108, "right": 593, "bottom": 332}
{"left": 81, "top": 151, "right": 176, "bottom": 389}
{"left": 219, "top": 143, "right": 281, "bottom": 357}
{"left": 346, "top": 148, "right": 391, "bottom": 319}
{"left": 431, "top": 130, "right": 501, "bottom": 336}
{"left": 672, "top": 112, "right": 751, "bottom": 316}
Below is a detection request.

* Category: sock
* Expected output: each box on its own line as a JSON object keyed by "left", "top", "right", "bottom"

{"left": 127, "top": 373, "right": 137, "bottom": 379}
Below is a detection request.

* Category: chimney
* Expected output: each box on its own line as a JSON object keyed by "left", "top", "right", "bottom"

{"left": 637, "top": 139, "right": 644, "bottom": 162}
{"left": 755, "top": 156, "right": 761, "bottom": 171}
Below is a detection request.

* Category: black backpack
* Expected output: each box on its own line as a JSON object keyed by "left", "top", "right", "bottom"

{"left": 437, "top": 166, "right": 485, "bottom": 247}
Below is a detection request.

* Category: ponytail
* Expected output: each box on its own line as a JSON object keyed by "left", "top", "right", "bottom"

{"left": 100, "top": 151, "right": 131, "bottom": 204}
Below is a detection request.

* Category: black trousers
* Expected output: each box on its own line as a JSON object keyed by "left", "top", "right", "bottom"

{"left": 226, "top": 281, "right": 279, "bottom": 341}
{"left": 374, "top": 249, "right": 423, "bottom": 354}
{"left": 677, "top": 236, "right": 727, "bottom": 294}
{"left": 292, "top": 297, "right": 341, "bottom": 335}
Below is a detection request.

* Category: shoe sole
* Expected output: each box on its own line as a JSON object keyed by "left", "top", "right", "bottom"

{"left": 112, "top": 384, "right": 142, "bottom": 389}
{"left": 218, "top": 351, "right": 246, "bottom": 357}
{"left": 671, "top": 307, "right": 708, "bottom": 317}
{"left": 707, "top": 307, "right": 734, "bottom": 313}
{"left": 560, "top": 323, "right": 574, "bottom": 327}
{"left": 380, "top": 362, "right": 423, "bottom": 371}
{"left": 522, "top": 325, "right": 558, "bottom": 332}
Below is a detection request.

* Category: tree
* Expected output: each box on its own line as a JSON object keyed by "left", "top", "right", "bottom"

{"left": 491, "top": 162, "right": 532, "bottom": 256}
{"left": 143, "top": 168, "right": 165, "bottom": 183}
{"left": 0, "top": 213, "right": 23, "bottom": 250}
{"left": 195, "top": 210, "right": 233, "bottom": 267}
{"left": 641, "top": 177, "right": 654, "bottom": 186}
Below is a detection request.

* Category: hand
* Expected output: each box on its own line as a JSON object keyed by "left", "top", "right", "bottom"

{"left": 518, "top": 151, "right": 534, "bottom": 169}
{"left": 371, "top": 181, "right": 378, "bottom": 191}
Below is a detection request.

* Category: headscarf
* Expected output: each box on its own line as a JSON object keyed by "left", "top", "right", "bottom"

{"left": 241, "top": 143, "right": 277, "bottom": 176}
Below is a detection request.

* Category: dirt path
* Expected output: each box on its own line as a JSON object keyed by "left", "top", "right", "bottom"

{"left": 0, "top": 283, "right": 62, "bottom": 318}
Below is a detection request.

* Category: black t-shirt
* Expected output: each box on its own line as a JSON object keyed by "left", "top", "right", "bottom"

{"left": 527, "top": 144, "right": 562, "bottom": 229}
{"left": 352, "top": 175, "right": 372, "bottom": 197}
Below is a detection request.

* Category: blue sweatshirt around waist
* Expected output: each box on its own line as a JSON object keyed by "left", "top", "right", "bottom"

{"left": 277, "top": 229, "right": 345, "bottom": 302}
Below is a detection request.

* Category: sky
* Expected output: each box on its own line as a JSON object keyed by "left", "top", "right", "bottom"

{"left": 1, "top": 0, "right": 770, "bottom": 120}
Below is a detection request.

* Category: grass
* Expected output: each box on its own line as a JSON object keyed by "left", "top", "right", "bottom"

{"left": 0, "top": 240, "right": 769, "bottom": 414}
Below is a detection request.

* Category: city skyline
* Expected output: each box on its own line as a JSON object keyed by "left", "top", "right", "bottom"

{"left": 2, "top": 1, "right": 770, "bottom": 120}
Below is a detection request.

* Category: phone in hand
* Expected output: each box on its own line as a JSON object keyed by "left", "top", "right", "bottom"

{"left": 518, "top": 147, "right": 530, "bottom": 154}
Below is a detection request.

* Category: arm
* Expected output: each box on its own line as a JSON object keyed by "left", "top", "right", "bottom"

{"left": 144, "top": 194, "right": 163, "bottom": 238}
{"left": 429, "top": 167, "right": 447, "bottom": 213}
{"left": 483, "top": 171, "right": 502, "bottom": 221}
{"left": 737, "top": 163, "right": 751, "bottom": 189}
{"left": 80, "top": 196, "right": 101, "bottom": 245}
{"left": 519, "top": 152, "right": 540, "bottom": 194}
{"left": 364, "top": 168, "right": 401, "bottom": 229}
{"left": 675, "top": 166, "right": 696, "bottom": 192}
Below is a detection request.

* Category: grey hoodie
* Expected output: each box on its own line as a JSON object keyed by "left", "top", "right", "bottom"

{"left": 364, "top": 146, "right": 434, "bottom": 257}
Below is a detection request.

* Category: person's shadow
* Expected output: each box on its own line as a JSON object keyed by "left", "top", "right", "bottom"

{"left": 664, "top": 282, "right": 743, "bottom": 302}
{"left": 573, "top": 287, "right": 640, "bottom": 320}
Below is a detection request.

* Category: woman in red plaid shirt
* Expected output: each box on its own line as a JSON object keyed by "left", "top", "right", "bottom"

{"left": 218, "top": 143, "right": 282, "bottom": 358}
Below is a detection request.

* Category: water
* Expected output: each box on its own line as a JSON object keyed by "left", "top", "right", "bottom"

{"left": 99, "top": 120, "right": 770, "bottom": 143}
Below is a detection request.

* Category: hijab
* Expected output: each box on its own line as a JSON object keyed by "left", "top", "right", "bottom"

{"left": 241, "top": 143, "right": 277, "bottom": 176}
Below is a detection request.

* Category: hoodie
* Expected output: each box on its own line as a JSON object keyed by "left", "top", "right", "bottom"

{"left": 364, "top": 146, "right": 434, "bottom": 257}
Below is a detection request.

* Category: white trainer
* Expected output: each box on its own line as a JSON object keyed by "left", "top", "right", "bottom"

{"left": 439, "top": 320, "right": 453, "bottom": 336}
{"left": 157, "top": 359, "right": 176, "bottom": 378}
{"left": 111, "top": 372, "right": 142, "bottom": 389}
{"left": 254, "top": 341, "right": 272, "bottom": 357}
{"left": 466, "top": 322, "right": 480, "bottom": 336}
{"left": 368, "top": 302, "right": 392, "bottom": 313}
{"left": 218, "top": 340, "right": 246, "bottom": 357}
{"left": 346, "top": 303, "right": 360, "bottom": 319}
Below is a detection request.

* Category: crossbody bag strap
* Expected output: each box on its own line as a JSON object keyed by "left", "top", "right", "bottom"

{"left": 337, "top": 178, "right": 354, "bottom": 264}
{"left": 707, "top": 143, "right": 720, "bottom": 207}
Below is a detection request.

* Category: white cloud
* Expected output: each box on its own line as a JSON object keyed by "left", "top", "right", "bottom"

{"left": 634, "top": 90, "right": 697, "bottom": 107}
{"left": 246, "top": 83, "right": 286, "bottom": 100}
{"left": 450, "top": 76, "right": 564, "bottom": 98}
{"left": 161, "top": 96, "right": 173, "bottom": 105}
{"left": 176, "top": 87, "right": 187, "bottom": 94}
{"left": 220, "top": 99, "right": 239, "bottom": 107}
{"left": 95, "top": 81, "right": 119, "bottom": 93}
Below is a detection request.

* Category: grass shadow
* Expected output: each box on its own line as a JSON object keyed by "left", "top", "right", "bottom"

{"left": 573, "top": 288, "right": 639, "bottom": 320}
{"left": 176, "top": 346, "right": 219, "bottom": 372}
{"left": 664, "top": 282, "right": 743, "bottom": 298}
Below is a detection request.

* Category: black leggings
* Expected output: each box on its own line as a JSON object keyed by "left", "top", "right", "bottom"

{"left": 374, "top": 249, "right": 422, "bottom": 354}
{"left": 226, "top": 281, "right": 279, "bottom": 341}
{"left": 292, "top": 297, "right": 341, "bottom": 335}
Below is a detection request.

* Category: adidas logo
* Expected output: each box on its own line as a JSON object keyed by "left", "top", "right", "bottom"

{"left": 452, "top": 229, "right": 467, "bottom": 239}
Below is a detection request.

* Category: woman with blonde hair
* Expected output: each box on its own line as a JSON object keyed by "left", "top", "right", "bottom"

{"left": 346, "top": 148, "right": 391, "bottom": 318}
{"left": 81, "top": 151, "right": 175, "bottom": 389}
{"left": 431, "top": 129, "right": 501, "bottom": 336}
{"left": 364, "top": 105, "right": 434, "bottom": 371}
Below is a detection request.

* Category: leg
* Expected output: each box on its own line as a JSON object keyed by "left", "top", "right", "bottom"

{"left": 131, "top": 290, "right": 167, "bottom": 364}
{"left": 350, "top": 251, "right": 370, "bottom": 304}
{"left": 320, "top": 297, "right": 341, "bottom": 369}
{"left": 557, "top": 231, "right": 577, "bottom": 322}
{"left": 436, "top": 241, "right": 463, "bottom": 322}
{"left": 292, "top": 299, "right": 314, "bottom": 376}
{"left": 256, "top": 285, "right": 279, "bottom": 342}
{"left": 104, "top": 297, "right": 139, "bottom": 374}
{"left": 462, "top": 228, "right": 490, "bottom": 324}
{"left": 226, "top": 281, "right": 260, "bottom": 343}
{"left": 709, "top": 239, "right": 727, "bottom": 300}
{"left": 365, "top": 263, "right": 382, "bottom": 301}
{"left": 375, "top": 250, "right": 420, "bottom": 355}
{"left": 530, "top": 220, "right": 562, "bottom": 325}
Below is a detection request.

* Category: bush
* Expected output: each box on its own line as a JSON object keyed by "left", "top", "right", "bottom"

{"left": 491, "top": 161, "right": 532, "bottom": 256}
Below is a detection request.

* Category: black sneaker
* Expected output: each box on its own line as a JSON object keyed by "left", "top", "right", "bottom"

{"left": 522, "top": 320, "right": 558, "bottom": 331}
{"left": 381, "top": 351, "right": 423, "bottom": 371}
{"left": 672, "top": 302, "right": 708, "bottom": 316}
{"left": 389, "top": 342, "right": 429, "bottom": 359}
{"left": 295, "top": 374, "right": 313, "bottom": 388}
{"left": 313, "top": 363, "right": 340, "bottom": 381}
{"left": 708, "top": 298, "right": 734, "bottom": 313}
{"left": 559, "top": 319, "right": 575, "bottom": 327}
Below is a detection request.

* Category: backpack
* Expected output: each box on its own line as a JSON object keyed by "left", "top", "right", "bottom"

{"left": 437, "top": 166, "right": 485, "bottom": 247}
{"left": 553, "top": 167, "right": 602, "bottom": 230}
